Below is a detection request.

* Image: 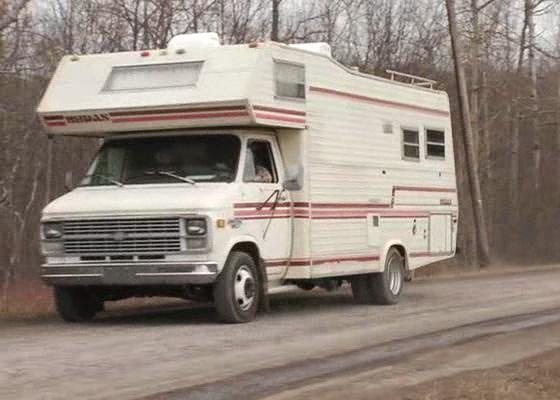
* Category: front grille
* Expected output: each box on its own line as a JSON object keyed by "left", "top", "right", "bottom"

{"left": 63, "top": 218, "right": 182, "bottom": 255}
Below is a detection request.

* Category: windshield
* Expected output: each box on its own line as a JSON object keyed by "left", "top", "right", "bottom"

{"left": 81, "top": 134, "right": 241, "bottom": 186}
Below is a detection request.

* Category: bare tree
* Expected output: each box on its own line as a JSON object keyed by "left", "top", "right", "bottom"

{"left": 447, "top": 0, "right": 491, "bottom": 267}
{"left": 271, "top": 0, "right": 280, "bottom": 41}
{"left": 0, "top": 0, "right": 31, "bottom": 32}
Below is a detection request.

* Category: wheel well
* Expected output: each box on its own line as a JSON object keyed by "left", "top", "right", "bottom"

{"left": 390, "top": 244, "right": 408, "bottom": 271}
{"left": 230, "top": 242, "right": 260, "bottom": 265}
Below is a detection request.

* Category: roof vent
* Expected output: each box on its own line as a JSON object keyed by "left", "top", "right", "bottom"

{"left": 289, "top": 42, "right": 332, "bottom": 57}
{"left": 168, "top": 33, "right": 220, "bottom": 51}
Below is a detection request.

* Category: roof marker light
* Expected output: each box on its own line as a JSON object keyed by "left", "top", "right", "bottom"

{"left": 70, "top": 55, "right": 80, "bottom": 61}
{"left": 159, "top": 50, "right": 168, "bottom": 56}
{"left": 248, "top": 42, "right": 259, "bottom": 48}
{"left": 140, "top": 51, "right": 151, "bottom": 57}
{"left": 175, "top": 48, "right": 186, "bottom": 55}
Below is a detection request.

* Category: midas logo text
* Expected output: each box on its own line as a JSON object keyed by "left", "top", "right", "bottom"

{"left": 66, "top": 114, "right": 110, "bottom": 123}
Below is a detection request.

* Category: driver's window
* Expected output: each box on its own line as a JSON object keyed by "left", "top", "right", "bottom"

{"left": 243, "top": 140, "right": 278, "bottom": 183}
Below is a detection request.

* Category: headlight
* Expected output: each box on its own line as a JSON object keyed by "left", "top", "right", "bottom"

{"left": 41, "top": 222, "right": 63, "bottom": 240}
{"left": 186, "top": 219, "right": 207, "bottom": 236}
{"left": 185, "top": 218, "right": 208, "bottom": 250}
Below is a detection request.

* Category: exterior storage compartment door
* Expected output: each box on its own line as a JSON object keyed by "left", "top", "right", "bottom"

{"left": 429, "top": 213, "right": 453, "bottom": 255}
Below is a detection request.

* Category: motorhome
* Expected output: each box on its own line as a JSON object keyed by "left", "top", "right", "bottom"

{"left": 37, "top": 33, "right": 458, "bottom": 323}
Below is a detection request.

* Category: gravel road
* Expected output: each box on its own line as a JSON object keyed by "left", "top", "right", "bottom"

{"left": 2, "top": 267, "right": 560, "bottom": 400}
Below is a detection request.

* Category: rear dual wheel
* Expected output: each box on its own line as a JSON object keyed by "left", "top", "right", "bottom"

{"left": 351, "top": 248, "right": 405, "bottom": 305}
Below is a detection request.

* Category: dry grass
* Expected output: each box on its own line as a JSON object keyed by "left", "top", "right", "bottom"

{"left": 384, "top": 349, "right": 560, "bottom": 400}
{"left": 0, "top": 278, "right": 54, "bottom": 320}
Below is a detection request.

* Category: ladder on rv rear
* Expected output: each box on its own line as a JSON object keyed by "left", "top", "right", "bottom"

{"left": 386, "top": 70, "right": 437, "bottom": 89}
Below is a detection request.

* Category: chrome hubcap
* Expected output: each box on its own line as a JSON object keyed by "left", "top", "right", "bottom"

{"left": 234, "top": 266, "right": 255, "bottom": 311}
{"left": 387, "top": 256, "right": 403, "bottom": 295}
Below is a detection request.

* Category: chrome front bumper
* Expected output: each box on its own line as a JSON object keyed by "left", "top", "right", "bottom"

{"left": 41, "top": 261, "right": 219, "bottom": 286}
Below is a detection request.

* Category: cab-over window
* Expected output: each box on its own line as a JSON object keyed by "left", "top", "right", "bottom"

{"left": 274, "top": 61, "right": 306, "bottom": 99}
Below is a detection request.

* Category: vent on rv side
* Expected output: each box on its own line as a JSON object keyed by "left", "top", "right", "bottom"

{"left": 167, "top": 32, "right": 220, "bottom": 51}
{"left": 289, "top": 43, "right": 332, "bottom": 57}
{"left": 382, "top": 122, "right": 394, "bottom": 134}
{"left": 103, "top": 62, "right": 203, "bottom": 92}
{"left": 274, "top": 61, "right": 306, "bottom": 100}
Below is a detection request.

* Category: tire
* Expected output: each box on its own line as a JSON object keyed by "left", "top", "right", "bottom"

{"left": 54, "top": 286, "right": 102, "bottom": 322}
{"left": 350, "top": 275, "right": 371, "bottom": 304}
{"left": 351, "top": 248, "right": 405, "bottom": 305}
{"left": 213, "top": 252, "right": 260, "bottom": 323}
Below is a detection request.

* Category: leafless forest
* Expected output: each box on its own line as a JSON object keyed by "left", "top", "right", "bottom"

{"left": 1, "top": 0, "right": 559, "bottom": 314}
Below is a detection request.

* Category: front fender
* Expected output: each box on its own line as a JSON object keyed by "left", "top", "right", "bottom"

{"left": 216, "top": 234, "right": 261, "bottom": 271}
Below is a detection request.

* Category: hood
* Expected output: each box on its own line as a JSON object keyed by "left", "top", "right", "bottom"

{"left": 42, "top": 183, "right": 238, "bottom": 219}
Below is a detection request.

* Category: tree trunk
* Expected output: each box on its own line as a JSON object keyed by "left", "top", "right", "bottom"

{"left": 271, "top": 0, "right": 280, "bottom": 41}
{"left": 45, "top": 135, "right": 53, "bottom": 205}
{"left": 527, "top": 0, "right": 541, "bottom": 258}
{"left": 481, "top": 68, "right": 491, "bottom": 241}
{"left": 446, "top": 0, "right": 491, "bottom": 267}
{"left": 527, "top": 0, "right": 539, "bottom": 193}
{"left": 470, "top": 0, "right": 481, "bottom": 154}
{"left": 509, "top": 100, "right": 520, "bottom": 258}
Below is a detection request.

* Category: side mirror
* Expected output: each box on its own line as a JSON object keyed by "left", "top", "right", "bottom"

{"left": 283, "top": 164, "right": 303, "bottom": 191}
{"left": 64, "top": 171, "right": 74, "bottom": 191}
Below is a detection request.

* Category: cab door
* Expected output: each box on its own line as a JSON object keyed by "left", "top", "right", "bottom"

{"left": 239, "top": 137, "right": 292, "bottom": 280}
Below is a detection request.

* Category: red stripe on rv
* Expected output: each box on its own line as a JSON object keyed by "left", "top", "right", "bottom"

{"left": 235, "top": 215, "right": 295, "bottom": 220}
{"left": 309, "top": 86, "right": 450, "bottom": 117}
{"left": 235, "top": 211, "right": 430, "bottom": 220}
{"left": 394, "top": 186, "right": 457, "bottom": 193}
{"left": 109, "top": 105, "right": 247, "bottom": 117}
{"left": 233, "top": 202, "right": 390, "bottom": 209}
{"left": 234, "top": 202, "right": 294, "bottom": 209}
{"left": 309, "top": 211, "right": 430, "bottom": 219}
{"left": 46, "top": 121, "right": 67, "bottom": 127}
{"left": 265, "top": 254, "right": 380, "bottom": 267}
{"left": 266, "top": 252, "right": 451, "bottom": 268}
{"left": 311, "top": 203, "right": 391, "bottom": 209}
{"left": 252, "top": 105, "right": 306, "bottom": 116}
{"left": 254, "top": 112, "right": 306, "bottom": 124}
{"left": 111, "top": 111, "right": 249, "bottom": 123}
{"left": 43, "top": 115, "right": 65, "bottom": 121}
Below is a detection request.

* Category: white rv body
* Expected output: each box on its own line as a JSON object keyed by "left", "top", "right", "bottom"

{"left": 37, "top": 36, "right": 457, "bottom": 319}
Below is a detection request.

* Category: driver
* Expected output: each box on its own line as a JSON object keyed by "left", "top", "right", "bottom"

{"left": 255, "top": 165, "right": 273, "bottom": 183}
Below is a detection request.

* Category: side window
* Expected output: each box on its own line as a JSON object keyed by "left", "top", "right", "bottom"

{"left": 402, "top": 128, "right": 420, "bottom": 160}
{"left": 426, "top": 129, "right": 445, "bottom": 159}
{"left": 243, "top": 141, "right": 278, "bottom": 183}
{"left": 274, "top": 61, "right": 305, "bottom": 99}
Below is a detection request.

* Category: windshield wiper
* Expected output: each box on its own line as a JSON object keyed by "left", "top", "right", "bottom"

{"left": 145, "top": 170, "right": 196, "bottom": 185}
{"left": 84, "top": 174, "right": 124, "bottom": 187}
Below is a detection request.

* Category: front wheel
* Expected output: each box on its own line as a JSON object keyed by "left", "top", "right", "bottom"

{"left": 54, "top": 286, "right": 103, "bottom": 322}
{"left": 351, "top": 248, "right": 405, "bottom": 305}
{"left": 213, "top": 252, "right": 261, "bottom": 323}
